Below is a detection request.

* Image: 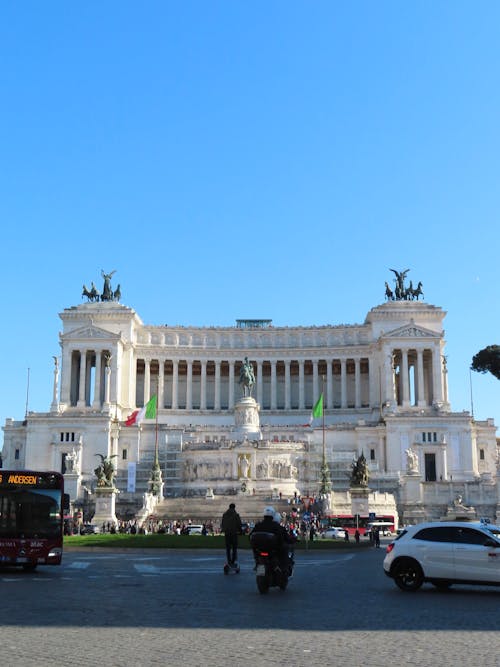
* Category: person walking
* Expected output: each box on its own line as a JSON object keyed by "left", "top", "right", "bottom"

{"left": 221, "top": 502, "right": 243, "bottom": 568}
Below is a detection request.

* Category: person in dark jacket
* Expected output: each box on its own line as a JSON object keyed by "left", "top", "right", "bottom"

{"left": 250, "top": 507, "right": 293, "bottom": 573}
{"left": 221, "top": 503, "right": 243, "bottom": 566}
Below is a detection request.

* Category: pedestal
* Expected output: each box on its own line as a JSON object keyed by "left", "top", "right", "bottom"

{"left": 91, "top": 487, "right": 119, "bottom": 527}
{"left": 234, "top": 396, "right": 261, "bottom": 440}
{"left": 350, "top": 486, "right": 370, "bottom": 517}
{"left": 63, "top": 473, "right": 80, "bottom": 502}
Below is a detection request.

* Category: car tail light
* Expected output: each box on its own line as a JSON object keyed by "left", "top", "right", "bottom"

{"left": 260, "top": 551, "right": 269, "bottom": 557}
{"left": 385, "top": 543, "right": 394, "bottom": 554}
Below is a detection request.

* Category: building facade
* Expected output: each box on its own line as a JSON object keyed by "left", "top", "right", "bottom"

{"left": 2, "top": 278, "right": 500, "bottom": 524}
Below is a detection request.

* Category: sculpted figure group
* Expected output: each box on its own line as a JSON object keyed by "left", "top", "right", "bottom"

{"left": 385, "top": 269, "right": 424, "bottom": 301}
{"left": 83, "top": 270, "right": 121, "bottom": 303}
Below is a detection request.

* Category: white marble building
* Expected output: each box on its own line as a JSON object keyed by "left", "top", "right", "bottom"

{"left": 2, "top": 279, "right": 499, "bottom": 524}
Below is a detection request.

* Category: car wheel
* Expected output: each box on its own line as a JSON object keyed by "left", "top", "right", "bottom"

{"left": 432, "top": 580, "right": 452, "bottom": 590}
{"left": 393, "top": 559, "right": 423, "bottom": 591}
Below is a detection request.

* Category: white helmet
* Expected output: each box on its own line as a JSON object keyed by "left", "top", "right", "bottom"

{"left": 263, "top": 506, "right": 275, "bottom": 517}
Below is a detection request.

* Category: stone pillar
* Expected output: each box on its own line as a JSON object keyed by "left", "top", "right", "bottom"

{"left": 144, "top": 360, "right": 151, "bottom": 404}
{"left": 214, "top": 361, "right": 221, "bottom": 410}
{"left": 51, "top": 357, "right": 60, "bottom": 413}
{"left": 172, "top": 360, "right": 178, "bottom": 409}
{"left": 103, "top": 360, "right": 111, "bottom": 409}
{"left": 355, "top": 358, "right": 361, "bottom": 408}
{"left": 340, "top": 359, "right": 347, "bottom": 409}
{"left": 92, "top": 351, "right": 102, "bottom": 409}
{"left": 326, "top": 359, "right": 333, "bottom": 409}
{"left": 401, "top": 349, "right": 410, "bottom": 407}
{"left": 417, "top": 349, "right": 425, "bottom": 406}
{"left": 312, "top": 360, "right": 319, "bottom": 404}
{"left": 256, "top": 361, "right": 263, "bottom": 407}
{"left": 77, "top": 351, "right": 87, "bottom": 407}
{"left": 228, "top": 360, "right": 235, "bottom": 409}
{"left": 186, "top": 360, "right": 193, "bottom": 410}
{"left": 433, "top": 348, "right": 444, "bottom": 406}
{"left": 158, "top": 360, "right": 165, "bottom": 409}
{"left": 284, "top": 360, "right": 291, "bottom": 410}
{"left": 270, "top": 360, "right": 277, "bottom": 410}
{"left": 200, "top": 360, "right": 207, "bottom": 410}
{"left": 299, "top": 360, "right": 305, "bottom": 409}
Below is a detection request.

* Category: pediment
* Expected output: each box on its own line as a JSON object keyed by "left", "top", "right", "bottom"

{"left": 61, "top": 325, "right": 121, "bottom": 342}
{"left": 383, "top": 321, "right": 440, "bottom": 339}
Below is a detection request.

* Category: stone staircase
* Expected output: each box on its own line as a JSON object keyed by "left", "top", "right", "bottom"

{"left": 150, "top": 493, "right": 297, "bottom": 525}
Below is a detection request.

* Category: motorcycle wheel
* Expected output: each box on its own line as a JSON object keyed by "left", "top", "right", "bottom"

{"left": 257, "top": 575, "right": 269, "bottom": 594}
{"left": 279, "top": 575, "right": 288, "bottom": 591}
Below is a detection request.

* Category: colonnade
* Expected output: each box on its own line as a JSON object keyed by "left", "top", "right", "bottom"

{"left": 134, "top": 357, "right": 373, "bottom": 412}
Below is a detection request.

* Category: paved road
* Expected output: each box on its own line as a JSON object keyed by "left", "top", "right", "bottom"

{"left": 0, "top": 545, "right": 499, "bottom": 667}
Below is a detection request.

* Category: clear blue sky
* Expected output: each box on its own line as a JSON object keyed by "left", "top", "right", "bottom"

{"left": 1, "top": 2, "right": 499, "bottom": 447}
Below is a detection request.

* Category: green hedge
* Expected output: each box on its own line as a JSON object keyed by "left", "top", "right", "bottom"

{"left": 64, "top": 533, "right": 371, "bottom": 550}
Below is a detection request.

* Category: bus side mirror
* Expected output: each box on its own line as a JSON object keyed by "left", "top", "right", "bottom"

{"left": 63, "top": 493, "right": 70, "bottom": 512}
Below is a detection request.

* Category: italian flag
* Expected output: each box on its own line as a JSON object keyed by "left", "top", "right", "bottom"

{"left": 125, "top": 395, "right": 157, "bottom": 426}
{"left": 302, "top": 393, "right": 324, "bottom": 426}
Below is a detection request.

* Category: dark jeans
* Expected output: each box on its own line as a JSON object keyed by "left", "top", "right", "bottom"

{"left": 225, "top": 533, "right": 238, "bottom": 564}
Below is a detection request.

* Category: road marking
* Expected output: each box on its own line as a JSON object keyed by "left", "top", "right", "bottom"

{"left": 66, "top": 561, "right": 91, "bottom": 569}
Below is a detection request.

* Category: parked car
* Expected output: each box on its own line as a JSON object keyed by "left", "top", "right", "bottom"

{"left": 79, "top": 524, "right": 101, "bottom": 535}
{"left": 383, "top": 520, "right": 500, "bottom": 591}
{"left": 321, "top": 528, "right": 346, "bottom": 540}
{"left": 186, "top": 524, "right": 204, "bottom": 535}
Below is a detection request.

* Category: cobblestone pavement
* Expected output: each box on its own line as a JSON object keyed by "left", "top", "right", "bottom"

{"left": 0, "top": 546, "right": 499, "bottom": 667}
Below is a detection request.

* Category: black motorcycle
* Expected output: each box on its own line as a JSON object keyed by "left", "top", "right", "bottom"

{"left": 249, "top": 531, "right": 294, "bottom": 594}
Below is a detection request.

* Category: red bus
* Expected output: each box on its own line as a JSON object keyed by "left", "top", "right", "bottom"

{"left": 0, "top": 470, "right": 69, "bottom": 570}
{"left": 321, "top": 514, "right": 396, "bottom": 537}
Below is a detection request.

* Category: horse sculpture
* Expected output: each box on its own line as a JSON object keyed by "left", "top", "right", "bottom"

{"left": 82, "top": 283, "right": 100, "bottom": 302}
{"left": 239, "top": 357, "right": 255, "bottom": 397}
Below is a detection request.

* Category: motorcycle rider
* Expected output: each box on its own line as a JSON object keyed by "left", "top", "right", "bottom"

{"left": 250, "top": 506, "right": 293, "bottom": 573}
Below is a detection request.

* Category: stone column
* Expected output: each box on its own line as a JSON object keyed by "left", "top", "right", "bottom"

{"left": 340, "top": 359, "right": 347, "bottom": 409}
{"left": 228, "top": 360, "right": 235, "bottom": 409}
{"left": 51, "top": 357, "right": 60, "bottom": 413}
{"left": 144, "top": 360, "right": 151, "bottom": 404}
{"left": 284, "top": 360, "right": 291, "bottom": 410}
{"left": 172, "top": 360, "right": 178, "bottom": 409}
{"left": 200, "top": 360, "right": 207, "bottom": 410}
{"left": 257, "top": 361, "right": 263, "bottom": 406}
{"left": 270, "top": 360, "right": 277, "bottom": 410}
{"left": 186, "top": 360, "right": 193, "bottom": 410}
{"left": 77, "top": 350, "right": 87, "bottom": 408}
{"left": 103, "top": 359, "right": 111, "bottom": 408}
{"left": 214, "top": 361, "right": 221, "bottom": 410}
{"left": 417, "top": 348, "right": 425, "bottom": 406}
{"left": 326, "top": 360, "right": 333, "bottom": 409}
{"left": 158, "top": 360, "right": 165, "bottom": 409}
{"left": 355, "top": 358, "right": 361, "bottom": 408}
{"left": 401, "top": 349, "right": 410, "bottom": 407}
{"left": 312, "top": 360, "right": 319, "bottom": 404}
{"left": 433, "top": 348, "right": 444, "bottom": 406}
{"left": 299, "top": 359, "right": 305, "bottom": 410}
{"left": 92, "top": 351, "right": 102, "bottom": 409}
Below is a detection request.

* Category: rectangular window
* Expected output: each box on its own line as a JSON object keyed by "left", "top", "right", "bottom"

{"left": 425, "top": 453, "right": 437, "bottom": 482}
{"left": 479, "top": 449, "right": 485, "bottom": 460}
{"left": 370, "top": 449, "right": 375, "bottom": 461}
{"left": 15, "top": 449, "right": 20, "bottom": 460}
{"left": 422, "top": 432, "right": 426, "bottom": 442}
{"left": 122, "top": 449, "right": 127, "bottom": 460}
{"left": 60, "top": 433, "right": 64, "bottom": 442}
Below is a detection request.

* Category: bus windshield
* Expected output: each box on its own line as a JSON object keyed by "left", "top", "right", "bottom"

{"left": 0, "top": 487, "right": 63, "bottom": 539}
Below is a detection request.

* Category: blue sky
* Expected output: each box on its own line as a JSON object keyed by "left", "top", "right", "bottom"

{"left": 1, "top": 2, "right": 500, "bottom": 445}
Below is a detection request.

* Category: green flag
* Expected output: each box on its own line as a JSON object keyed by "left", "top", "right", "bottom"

{"left": 145, "top": 394, "right": 157, "bottom": 419}
{"left": 312, "top": 393, "right": 323, "bottom": 419}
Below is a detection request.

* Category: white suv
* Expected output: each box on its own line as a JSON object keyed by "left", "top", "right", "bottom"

{"left": 383, "top": 521, "right": 500, "bottom": 591}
